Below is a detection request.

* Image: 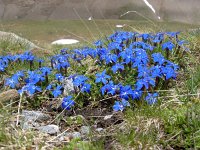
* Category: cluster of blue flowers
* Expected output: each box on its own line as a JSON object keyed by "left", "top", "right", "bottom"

{"left": 1, "top": 31, "right": 188, "bottom": 112}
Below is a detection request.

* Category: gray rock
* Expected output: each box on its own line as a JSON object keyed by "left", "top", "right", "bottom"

{"left": 95, "top": 128, "right": 104, "bottom": 133}
{"left": 22, "top": 110, "right": 50, "bottom": 122}
{"left": 37, "top": 124, "right": 60, "bottom": 135}
{"left": 103, "top": 114, "right": 113, "bottom": 120}
{"left": 0, "top": 31, "right": 41, "bottom": 50}
{"left": 63, "top": 78, "right": 74, "bottom": 96}
{"left": 72, "top": 132, "right": 81, "bottom": 138}
{"left": 80, "top": 126, "right": 90, "bottom": 135}
{"left": 22, "top": 121, "right": 40, "bottom": 130}
{"left": 62, "top": 131, "right": 81, "bottom": 139}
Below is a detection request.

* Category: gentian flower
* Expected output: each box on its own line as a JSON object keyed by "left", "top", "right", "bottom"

{"left": 121, "top": 99, "right": 130, "bottom": 107}
{"left": 135, "top": 77, "right": 155, "bottom": 90}
{"left": 73, "top": 75, "right": 88, "bottom": 87}
{"left": 152, "top": 53, "right": 166, "bottom": 65}
{"left": 27, "top": 71, "right": 44, "bottom": 84}
{"left": 131, "top": 90, "right": 142, "bottom": 100}
{"left": 111, "top": 63, "right": 124, "bottom": 73}
{"left": 13, "top": 71, "right": 25, "bottom": 79}
{"left": 52, "top": 85, "right": 63, "bottom": 97}
{"left": 105, "top": 53, "right": 118, "bottom": 64}
{"left": 60, "top": 48, "right": 68, "bottom": 55}
{"left": 62, "top": 96, "right": 75, "bottom": 110}
{"left": 119, "top": 48, "right": 134, "bottom": 64}
{"left": 95, "top": 70, "right": 111, "bottom": 84}
{"left": 26, "top": 84, "right": 42, "bottom": 95}
{"left": 55, "top": 73, "right": 64, "bottom": 82}
{"left": 166, "top": 31, "right": 180, "bottom": 38}
{"left": 81, "top": 83, "right": 91, "bottom": 93}
{"left": 119, "top": 85, "right": 134, "bottom": 100}
{"left": 94, "top": 40, "right": 103, "bottom": 47}
{"left": 113, "top": 101, "right": 124, "bottom": 111}
{"left": 145, "top": 92, "right": 158, "bottom": 105}
{"left": 40, "top": 67, "right": 52, "bottom": 76}
{"left": 150, "top": 65, "right": 162, "bottom": 78}
{"left": 5, "top": 76, "right": 19, "bottom": 88}
{"left": 46, "top": 84, "right": 53, "bottom": 90}
{"left": 137, "top": 66, "right": 150, "bottom": 78}
{"left": 161, "top": 66, "right": 177, "bottom": 80}
{"left": 162, "top": 41, "right": 175, "bottom": 51}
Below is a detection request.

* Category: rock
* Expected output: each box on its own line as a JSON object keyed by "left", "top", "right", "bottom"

{"left": 103, "top": 114, "right": 113, "bottom": 120}
{"left": 80, "top": 126, "right": 90, "bottom": 135}
{"left": 37, "top": 125, "right": 60, "bottom": 135}
{"left": 95, "top": 128, "right": 104, "bottom": 133}
{"left": 0, "top": 31, "right": 40, "bottom": 50}
{"left": 72, "top": 132, "right": 81, "bottom": 138}
{"left": 63, "top": 78, "right": 74, "bottom": 96}
{"left": 51, "top": 39, "right": 79, "bottom": 45}
{"left": 62, "top": 132, "right": 81, "bottom": 139}
{"left": 0, "top": 89, "right": 19, "bottom": 104}
{"left": 22, "top": 121, "right": 40, "bottom": 130}
{"left": 21, "top": 110, "right": 51, "bottom": 122}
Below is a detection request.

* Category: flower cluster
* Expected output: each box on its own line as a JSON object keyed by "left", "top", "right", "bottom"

{"left": 1, "top": 31, "right": 189, "bottom": 112}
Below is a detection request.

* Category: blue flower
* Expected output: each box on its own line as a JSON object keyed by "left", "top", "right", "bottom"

{"left": 135, "top": 77, "right": 155, "bottom": 90}
{"left": 119, "top": 48, "right": 134, "bottom": 64}
{"left": 40, "top": 67, "right": 52, "bottom": 76}
{"left": 105, "top": 53, "right": 118, "bottom": 64}
{"left": 131, "top": 41, "right": 153, "bottom": 51}
{"left": 131, "top": 90, "right": 142, "bottom": 100}
{"left": 27, "top": 71, "right": 45, "bottom": 84}
{"left": 162, "top": 41, "right": 175, "bottom": 51}
{"left": 62, "top": 96, "right": 75, "bottom": 110}
{"left": 150, "top": 65, "right": 162, "bottom": 78}
{"left": 145, "top": 93, "right": 158, "bottom": 105}
{"left": 107, "top": 83, "right": 121, "bottom": 95}
{"left": 101, "top": 81, "right": 121, "bottom": 96}
{"left": 137, "top": 66, "right": 150, "bottom": 78}
{"left": 81, "top": 83, "right": 91, "bottom": 93}
{"left": 121, "top": 99, "right": 130, "bottom": 107}
{"left": 161, "top": 66, "right": 177, "bottom": 80}
{"left": 13, "top": 71, "right": 25, "bottom": 79}
{"left": 87, "top": 48, "right": 97, "bottom": 58}
{"left": 5, "top": 76, "right": 19, "bottom": 88}
{"left": 26, "top": 84, "right": 42, "bottom": 95}
{"left": 0, "top": 65, "right": 5, "bottom": 72}
{"left": 119, "top": 85, "right": 134, "bottom": 100}
{"left": 52, "top": 85, "right": 63, "bottom": 98}
{"left": 113, "top": 101, "right": 124, "bottom": 111}
{"left": 46, "top": 84, "right": 53, "bottom": 90}
{"left": 139, "top": 33, "right": 151, "bottom": 42}
{"left": 73, "top": 75, "right": 88, "bottom": 87}
{"left": 111, "top": 63, "right": 124, "bottom": 73}
{"left": 166, "top": 31, "right": 180, "bottom": 38}
{"left": 55, "top": 73, "right": 64, "bottom": 82}
{"left": 132, "top": 48, "right": 149, "bottom": 67}
{"left": 177, "top": 40, "right": 189, "bottom": 51}
{"left": 60, "top": 48, "right": 68, "bottom": 55}
{"left": 152, "top": 53, "right": 166, "bottom": 65}
{"left": 101, "top": 82, "right": 113, "bottom": 95}
{"left": 108, "top": 42, "right": 124, "bottom": 51}
{"left": 95, "top": 70, "right": 111, "bottom": 84}
{"left": 94, "top": 40, "right": 103, "bottom": 47}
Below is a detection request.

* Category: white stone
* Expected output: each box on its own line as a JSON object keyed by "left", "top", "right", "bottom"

{"left": 116, "top": 24, "right": 125, "bottom": 28}
{"left": 103, "top": 114, "right": 113, "bottom": 120}
{"left": 51, "top": 39, "right": 79, "bottom": 45}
